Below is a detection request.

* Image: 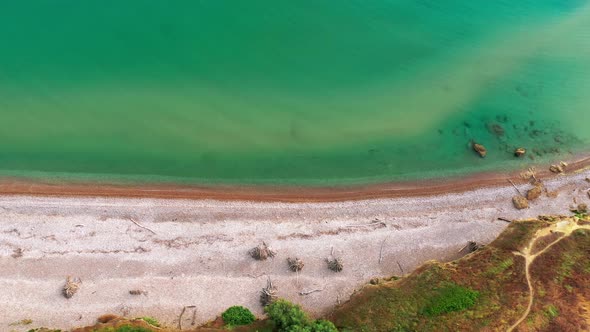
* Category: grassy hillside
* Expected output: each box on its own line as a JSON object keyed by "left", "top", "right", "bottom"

{"left": 328, "top": 216, "right": 590, "bottom": 331}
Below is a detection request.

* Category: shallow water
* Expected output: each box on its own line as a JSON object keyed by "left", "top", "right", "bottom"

{"left": 0, "top": 1, "right": 589, "bottom": 185}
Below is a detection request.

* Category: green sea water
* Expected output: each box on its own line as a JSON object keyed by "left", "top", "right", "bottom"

{"left": 0, "top": 1, "right": 589, "bottom": 185}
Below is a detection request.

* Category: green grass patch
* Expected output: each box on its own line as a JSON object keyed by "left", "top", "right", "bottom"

{"left": 422, "top": 283, "right": 479, "bottom": 316}
{"left": 556, "top": 252, "right": 580, "bottom": 283}
{"left": 544, "top": 305, "right": 559, "bottom": 319}
{"left": 265, "top": 299, "right": 337, "bottom": 332}
{"left": 485, "top": 258, "right": 513, "bottom": 276}
{"left": 138, "top": 317, "right": 160, "bottom": 327}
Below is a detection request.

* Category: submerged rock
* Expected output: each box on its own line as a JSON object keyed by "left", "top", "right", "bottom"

{"left": 512, "top": 196, "right": 529, "bottom": 210}
{"left": 488, "top": 123, "right": 505, "bottom": 136}
{"left": 472, "top": 143, "right": 487, "bottom": 158}
{"left": 514, "top": 148, "right": 526, "bottom": 157}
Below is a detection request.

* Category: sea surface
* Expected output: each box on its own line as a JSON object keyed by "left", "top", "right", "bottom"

{"left": 0, "top": 1, "right": 589, "bottom": 185}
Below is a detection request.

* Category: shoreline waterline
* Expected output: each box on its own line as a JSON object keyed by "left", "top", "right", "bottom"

{"left": 1, "top": 154, "right": 588, "bottom": 202}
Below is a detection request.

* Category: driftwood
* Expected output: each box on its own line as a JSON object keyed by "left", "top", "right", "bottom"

{"left": 260, "top": 278, "right": 278, "bottom": 306}
{"left": 508, "top": 179, "right": 523, "bottom": 196}
{"left": 11, "top": 248, "right": 23, "bottom": 259}
{"left": 128, "top": 218, "right": 157, "bottom": 235}
{"left": 299, "top": 288, "right": 324, "bottom": 296}
{"left": 287, "top": 257, "right": 304, "bottom": 272}
{"left": 345, "top": 220, "right": 386, "bottom": 228}
{"left": 397, "top": 261, "right": 404, "bottom": 275}
{"left": 129, "top": 289, "right": 148, "bottom": 296}
{"left": 498, "top": 217, "right": 513, "bottom": 223}
{"left": 379, "top": 238, "right": 387, "bottom": 264}
{"left": 458, "top": 241, "right": 483, "bottom": 254}
{"left": 250, "top": 242, "right": 276, "bottom": 261}
{"left": 63, "top": 276, "right": 81, "bottom": 299}
{"left": 177, "top": 305, "right": 196, "bottom": 330}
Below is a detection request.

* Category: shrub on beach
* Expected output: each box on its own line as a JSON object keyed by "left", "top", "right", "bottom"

{"left": 222, "top": 305, "right": 256, "bottom": 327}
{"left": 265, "top": 299, "right": 338, "bottom": 332}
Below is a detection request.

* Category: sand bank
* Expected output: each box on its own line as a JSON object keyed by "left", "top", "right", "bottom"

{"left": 0, "top": 169, "right": 588, "bottom": 330}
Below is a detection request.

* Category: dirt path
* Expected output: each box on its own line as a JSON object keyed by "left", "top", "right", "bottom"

{"left": 507, "top": 219, "right": 590, "bottom": 332}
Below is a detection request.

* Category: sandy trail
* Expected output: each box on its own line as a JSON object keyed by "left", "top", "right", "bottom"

{"left": 0, "top": 171, "right": 588, "bottom": 330}
{"left": 507, "top": 219, "right": 590, "bottom": 332}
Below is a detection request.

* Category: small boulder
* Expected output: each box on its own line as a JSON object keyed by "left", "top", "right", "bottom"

{"left": 473, "top": 143, "right": 487, "bottom": 158}
{"left": 549, "top": 165, "right": 563, "bottom": 174}
{"left": 514, "top": 148, "right": 526, "bottom": 157}
{"left": 512, "top": 195, "right": 529, "bottom": 210}
{"left": 526, "top": 186, "right": 543, "bottom": 201}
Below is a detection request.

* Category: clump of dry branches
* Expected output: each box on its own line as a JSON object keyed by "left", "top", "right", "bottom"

{"left": 63, "top": 276, "right": 81, "bottom": 299}
{"left": 260, "top": 278, "right": 278, "bottom": 306}
{"left": 287, "top": 257, "right": 304, "bottom": 272}
{"left": 249, "top": 242, "right": 276, "bottom": 261}
{"left": 327, "top": 257, "right": 344, "bottom": 272}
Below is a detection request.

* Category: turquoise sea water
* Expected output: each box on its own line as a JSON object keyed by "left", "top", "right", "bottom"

{"left": 0, "top": 1, "right": 589, "bottom": 185}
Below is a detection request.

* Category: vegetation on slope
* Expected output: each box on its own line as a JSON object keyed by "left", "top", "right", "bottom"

{"left": 328, "top": 216, "right": 590, "bottom": 331}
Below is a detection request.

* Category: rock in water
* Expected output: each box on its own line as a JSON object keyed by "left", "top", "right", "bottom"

{"left": 526, "top": 186, "right": 543, "bottom": 201}
{"left": 473, "top": 143, "right": 487, "bottom": 158}
{"left": 488, "top": 123, "right": 505, "bottom": 136}
{"left": 514, "top": 148, "right": 526, "bottom": 157}
{"left": 512, "top": 196, "right": 529, "bottom": 210}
